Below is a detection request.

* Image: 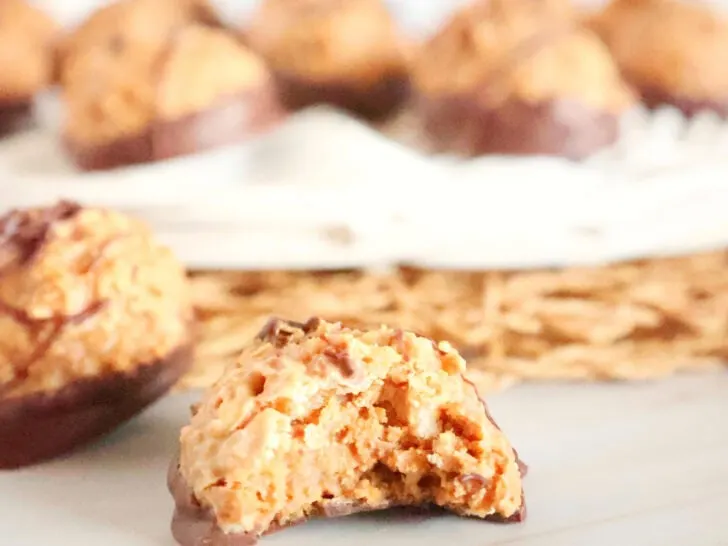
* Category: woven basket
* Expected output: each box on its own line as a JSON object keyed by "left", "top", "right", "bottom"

{"left": 180, "top": 250, "right": 728, "bottom": 395}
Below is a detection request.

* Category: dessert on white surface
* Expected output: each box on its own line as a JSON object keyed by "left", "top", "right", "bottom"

{"left": 2, "top": 102, "right": 728, "bottom": 270}
{"left": 8, "top": 1, "right": 728, "bottom": 271}
{"left": 2, "top": 375, "right": 727, "bottom": 546}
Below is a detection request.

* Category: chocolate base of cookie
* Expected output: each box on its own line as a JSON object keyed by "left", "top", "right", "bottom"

{"left": 0, "top": 100, "right": 33, "bottom": 137}
{"left": 169, "top": 454, "right": 525, "bottom": 546}
{"left": 639, "top": 85, "right": 728, "bottom": 118}
{"left": 418, "top": 94, "right": 620, "bottom": 159}
{"left": 64, "top": 86, "right": 285, "bottom": 172}
{"left": 273, "top": 69, "right": 410, "bottom": 122}
{"left": 0, "top": 344, "right": 192, "bottom": 469}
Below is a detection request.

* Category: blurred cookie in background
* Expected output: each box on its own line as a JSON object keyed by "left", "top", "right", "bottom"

{"left": 412, "top": 0, "right": 635, "bottom": 159}
{"left": 0, "top": 0, "right": 59, "bottom": 136}
{"left": 246, "top": 0, "right": 411, "bottom": 121}
{"left": 59, "top": 0, "right": 284, "bottom": 171}
{"left": 590, "top": 0, "right": 728, "bottom": 118}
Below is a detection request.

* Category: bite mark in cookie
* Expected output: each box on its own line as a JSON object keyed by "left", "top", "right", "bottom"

{"left": 172, "top": 318, "right": 525, "bottom": 544}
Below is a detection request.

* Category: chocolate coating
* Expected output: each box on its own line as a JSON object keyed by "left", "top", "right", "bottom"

{"left": 65, "top": 86, "right": 284, "bottom": 171}
{"left": 0, "top": 344, "right": 192, "bottom": 469}
{"left": 419, "top": 95, "right": 619, "bottom": 159}
{"left": 639, "top": 85, "right": 728, "bottom": 118}
{"left": 0, "top": 100, "right": 33, "bottom": 136}
{"left": 169, "top": 322, "right": 527, "bottom": 545}
{"left": 273, "top": 69, "right": 409, "bottom": 121}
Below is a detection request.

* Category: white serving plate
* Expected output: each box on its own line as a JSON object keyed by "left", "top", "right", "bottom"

{"left": 8, "top": 0, "right": 728, "bottom": 271}
{"left": 2, "top": 374, "right": 727, "bottom": 546}
{"left": 2, "top": 100, "right": 728, "bottom": 271}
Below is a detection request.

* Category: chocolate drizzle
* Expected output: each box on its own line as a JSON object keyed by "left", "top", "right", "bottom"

{"left": 0, "top": 299, "right": 108, "bottom": 397}
{"left": 321, "top": 346, "right": 357, "bottom": 377}
{"left": 257, "top": 317, "right": 358, "bottom": 378}
{"left": 256, "top": 317, "right": 306, "bottom": 347}
{"left": 0, "top": 201, "right": 115, "bottom": 397}
{"left": 459, "top": 376, "right": 527, "bottom": 523}
{"left": 0, "top": 200, "right": 82, "bottom": 266}
{"left": 256, "top": 317, "right": 325, "bottom": 347}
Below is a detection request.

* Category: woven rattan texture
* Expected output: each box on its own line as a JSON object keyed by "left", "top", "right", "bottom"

{"left": 182, "top": 251, "right": 728, "bottom": 394}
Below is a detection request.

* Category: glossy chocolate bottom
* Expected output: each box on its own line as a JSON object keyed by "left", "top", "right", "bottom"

{"left": 273, "top": 70, "right": 410, "bottom": 122}
{"left": 419, "top": 94, "right": 620, "bottom": 160}
{"left": 0, "top": 344, "right": 192, "bottom": 469}
{"left": 639, "top": 85, "right": 728, "bottom": 118}
{"left": 0, "top": 100, "right": 33, "bottom": 137}
{"left": 64, "top": 86, "right": 285, "bottom": 171}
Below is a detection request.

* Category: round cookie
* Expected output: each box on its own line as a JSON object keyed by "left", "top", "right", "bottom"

{"left": 246, "top": 0, "right": 410, "bottom": 121}
{"left": 0, "top": 201, "right": 193, "bottom": 469}
{"left": 60, "top": 0, "right": 283, "bottom": 171}
{"left": 412, "top": 0, "right": 635, "bottom": 159}
{"left": 590, "top": 0, "right": 728, "bottom": 117}
{"left": 0, "top": 0, "right": 58, "bottom": 135}
{"left": 170, "top": 318, "right": 525, "bottom": 545}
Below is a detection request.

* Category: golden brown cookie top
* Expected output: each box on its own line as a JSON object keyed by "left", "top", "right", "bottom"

{"left": 60, "top": 0, "right": 219, "bottom": 71}
{"left": 413, "top": 0, "right": 634, "bottom": 112}
{"left": 246, "top": 0, "right": 407, "bottom": 83}
{"left": 156, "top": 24, "right": 271, "bottom": 120}
{"left": 179, "top": 317, "right": 523, "bottom": 535}
{"left": 60, "top": 0, "right": 229, "bottom": 144}
{"left": 591, "top": 0, "right": 728, "bottom": 102}
{"left": 0, "top": 202, "right": 192, "bottom": 398}
{"left": 0, "top": 0, "right": 59, "bottom": 100}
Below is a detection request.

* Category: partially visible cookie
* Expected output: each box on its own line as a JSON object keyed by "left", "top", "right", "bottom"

{"left": 412, "top": 0, "right": 635, "bottom": 159}
{"left": 60, "top": 0, "right": 283, "bottom": 171}
{"left": 0, "top": 0, "right": 59, "bottom": 135}
{"left": 246, "top": 0, "right": 410, "bottom": 121}
{"left": 0, "top": 201, "right": 193, "bottom": 468}
{"left": 590, "top": 0, "right": 728, "bottom": 117}
{"left": 170, "top": 318, "right": 525, "bottom": 545}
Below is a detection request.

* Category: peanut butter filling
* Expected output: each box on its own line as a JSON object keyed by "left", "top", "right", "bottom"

{"left": 179, "top": 318, "right": 523, "bottom": 537}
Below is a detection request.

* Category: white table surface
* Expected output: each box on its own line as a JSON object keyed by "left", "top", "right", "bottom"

{"left": 1, "top": 373, "right": 727, "bottom": 546}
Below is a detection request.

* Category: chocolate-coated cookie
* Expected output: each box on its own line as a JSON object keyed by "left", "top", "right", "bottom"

{"left": 60, "top": 0, "right": 284, "bottom": 171}
{"left": 590, "top": 0, "right": 728, "bottom": 117}
{"left": 170, "top": 318, "right": 525, "bottom": 545}
{"left": 0, "top": 0, "right": 58, "bottom": 135}
{"left": 246, "top": 0, "right": 410, "bottom": 121}
{"left": 412, "top": 0, "right": 635, "bottom": 158}
{"left": 0, "top": 201, "right": 193, "bottom": 468}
